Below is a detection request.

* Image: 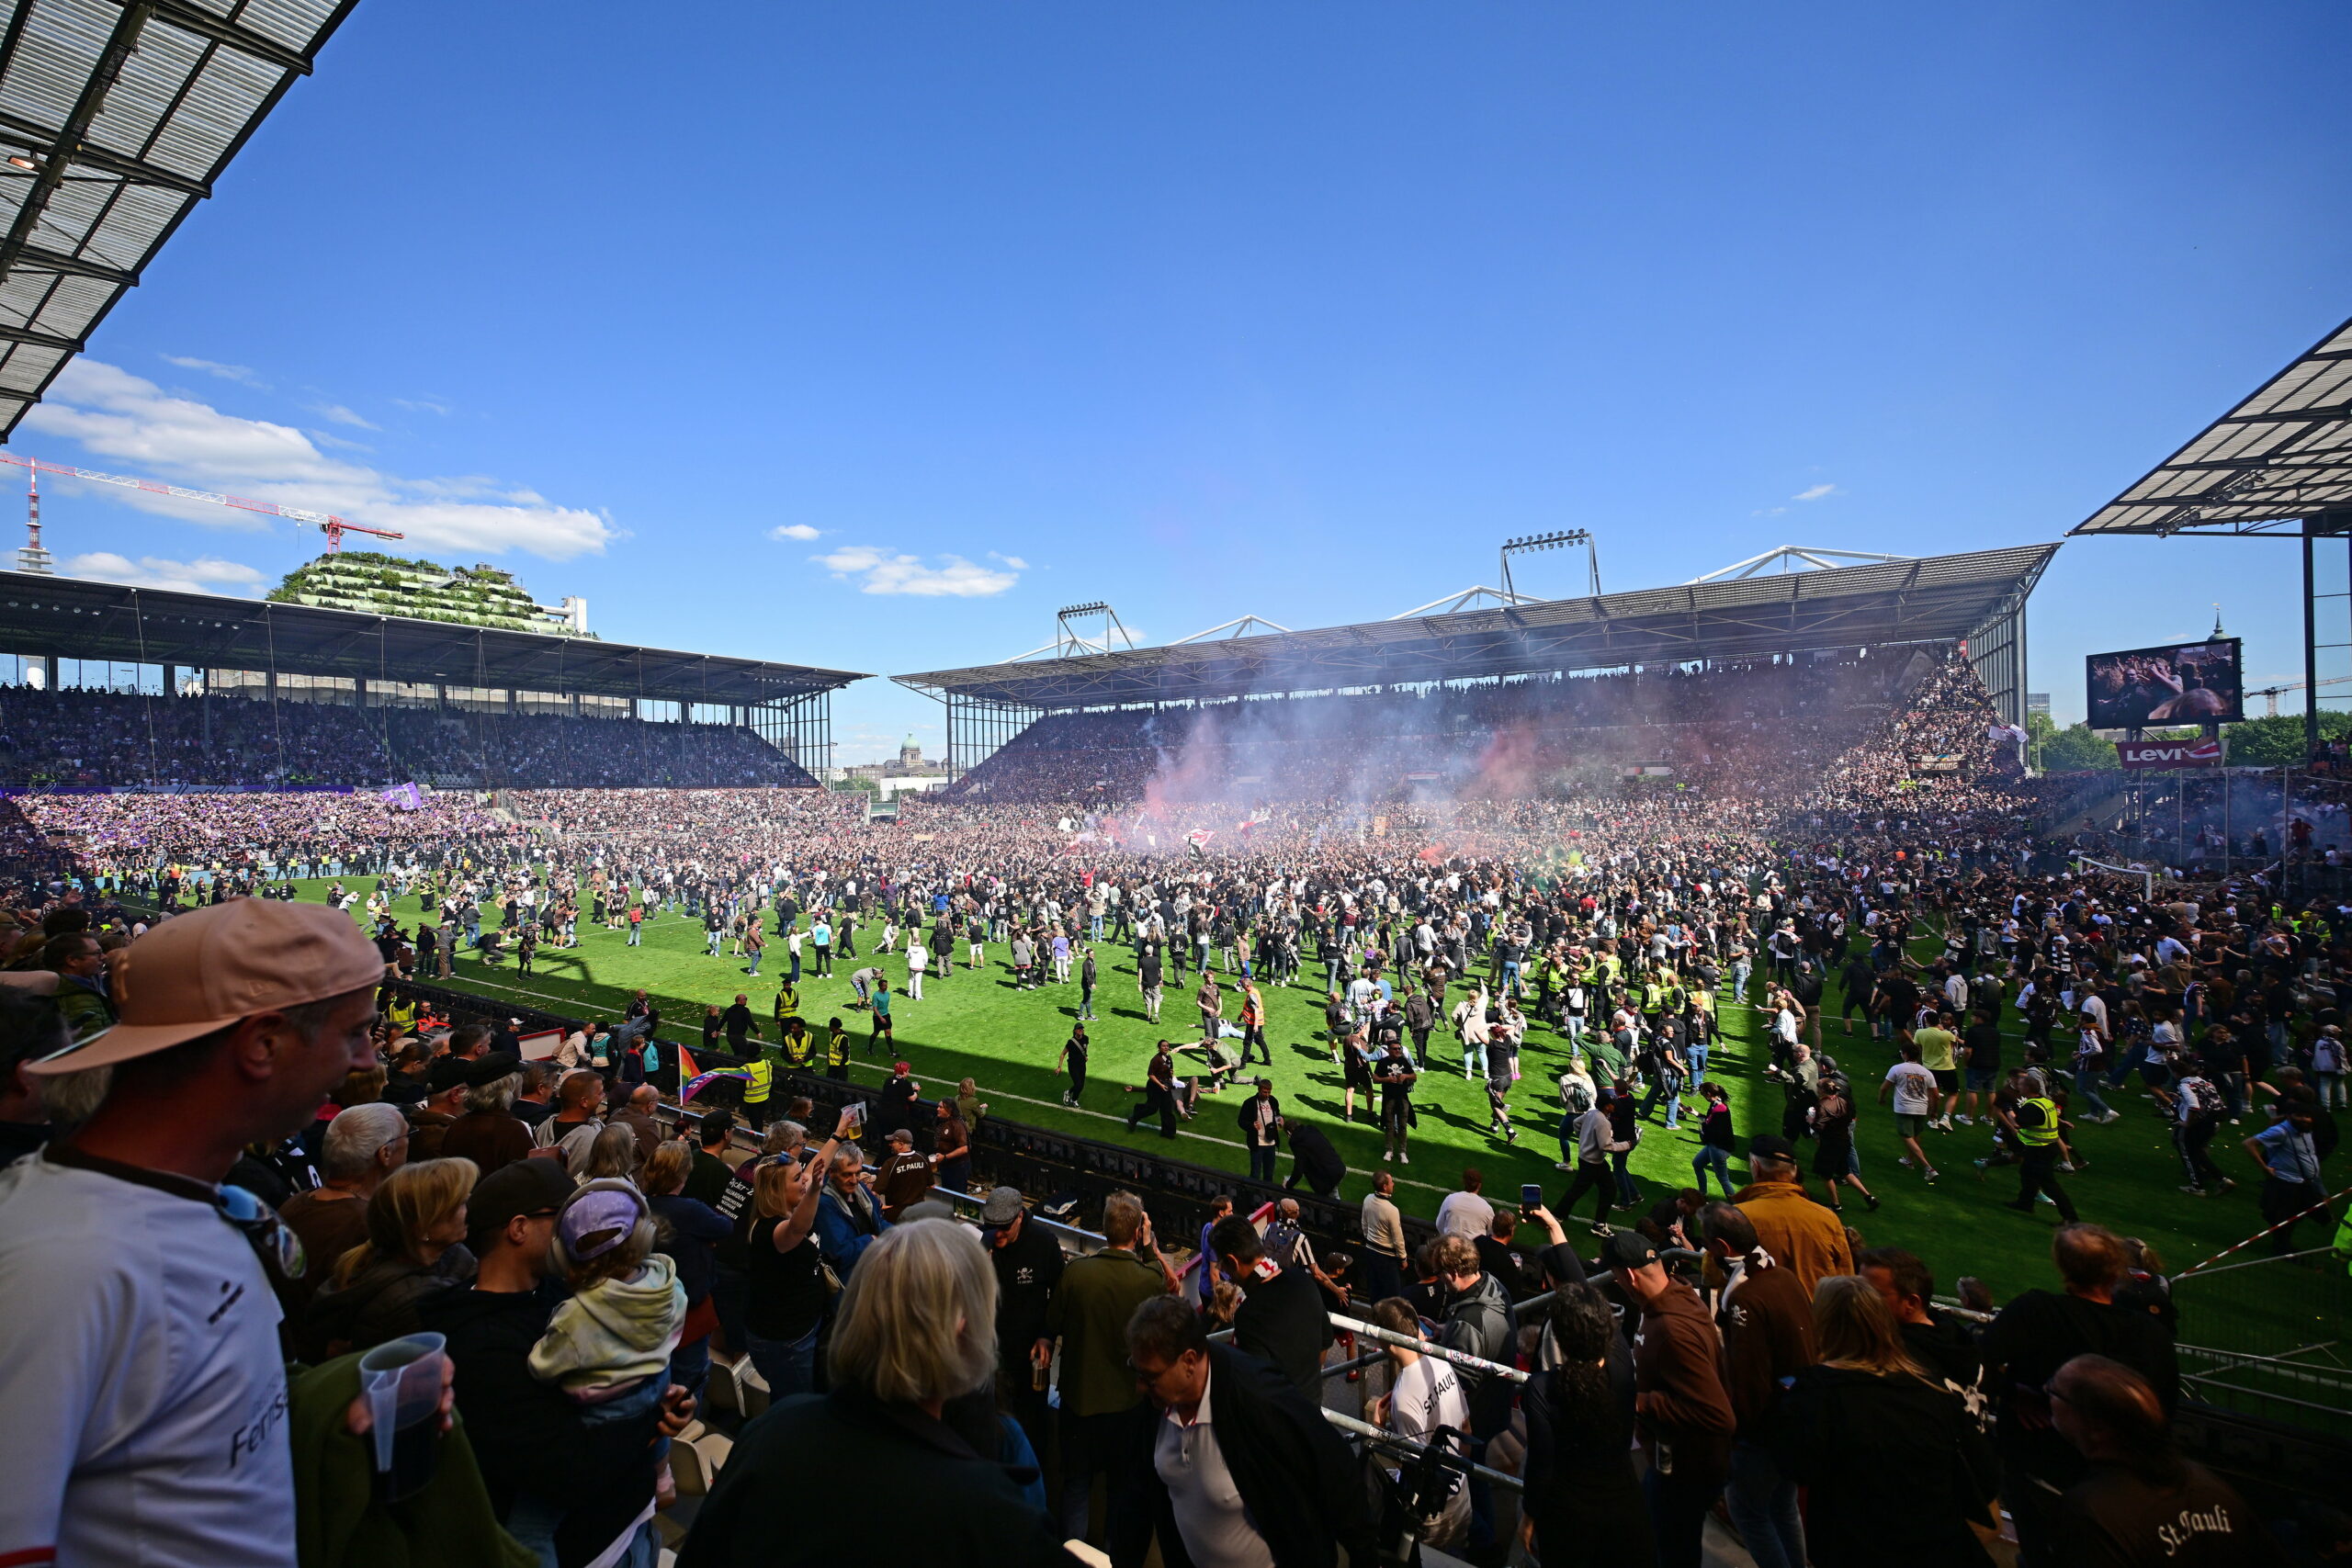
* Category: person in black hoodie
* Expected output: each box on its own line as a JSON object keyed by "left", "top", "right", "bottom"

{"left": 2051, "top": 1354, "right": 2273, "bottom": 1568}
{"left": 420, "top": 1158, "right": 687, "bottom": 1568}
{"left": 1770, "top": 1275, "right": 2000, "bottom": 1568}
{"left": 1983, "top": 1224, "right": 2178, "bottom": 1568}
{"left": 1859, "top": 1246, "right": 1995, "bottom": 1435}
{"left": 1211, "top": 1213, "right": 1333, "bottom": 1398}
{"left": 1125, "top": 1294, "right": 1377, "bottom": 1568}
{"left": 1520, "top": 1281, "right": 1650, "bottom": 1567}
{"left": 1283, "top": 1119, "right": 1346, "bottom": 1197}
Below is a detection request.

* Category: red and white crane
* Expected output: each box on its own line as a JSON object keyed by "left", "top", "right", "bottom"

{"left": 0, "top": 452, "right": 404, "bottom": 558}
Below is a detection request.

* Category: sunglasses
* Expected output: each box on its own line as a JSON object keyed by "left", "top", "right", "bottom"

{"left": 220, "top": 1184, "right": 307, "bottom": 1281}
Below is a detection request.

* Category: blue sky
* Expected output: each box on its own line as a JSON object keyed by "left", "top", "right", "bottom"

{"left": 17, "top": 2, "right": 2352, "bottom": 760}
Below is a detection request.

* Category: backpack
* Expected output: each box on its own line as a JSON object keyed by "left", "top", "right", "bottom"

{"left": 1560, "top": 1075, "right": 1595, "bottom": 1117}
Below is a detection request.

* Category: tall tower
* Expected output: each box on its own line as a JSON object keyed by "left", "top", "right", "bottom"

{"left": 17, "top": 465, "right": 51, "bottom": 575}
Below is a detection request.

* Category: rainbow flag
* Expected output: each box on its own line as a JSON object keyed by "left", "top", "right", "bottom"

{"left": 680, "top": 1067, "right": 754, "bottom": 1103}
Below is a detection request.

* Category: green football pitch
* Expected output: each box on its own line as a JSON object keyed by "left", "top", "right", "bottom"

{"left": 281, "top": 875, "right": 2310, "bottom": 1306}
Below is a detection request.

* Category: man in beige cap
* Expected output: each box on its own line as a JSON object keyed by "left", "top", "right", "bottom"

{"left": 0, "top": 899, "right": 386, "bottom": 1568}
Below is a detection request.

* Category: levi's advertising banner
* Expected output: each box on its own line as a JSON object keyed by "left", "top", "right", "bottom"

{"left": 2118, "top": 738, "right": 2222, "bottom": 770}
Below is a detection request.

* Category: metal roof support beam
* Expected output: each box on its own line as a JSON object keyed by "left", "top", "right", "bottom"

{"left": 0, "top": 110, "right": 211, "bottom": 196}
{"left": 0, "top": 321, "right": 83, "bottom": 353}
{"left": 142, "top": 0, "right": 319, "bottom": 74}
{"left": 5, "top": 242, "right": 139, "bottom": 286}
{"left": 0, "top": 2, "right": 152, "bottom": 288}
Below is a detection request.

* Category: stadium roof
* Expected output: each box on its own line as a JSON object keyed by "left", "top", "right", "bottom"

{"left": 897, "top": 543, "right": 2057, "bottom": 711}
{"left": 2072, "top": 317, "right": 2352, "bottom": 538}
{"left": 0, "top": 570, "right": 866, "bottom": 703}
{"left": 0, "top": 0, "right": 358, "bottom": 439}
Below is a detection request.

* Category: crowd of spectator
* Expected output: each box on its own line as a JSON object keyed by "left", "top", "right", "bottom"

{"left": 0, "top": 687, "right": 819, "bottom": 790}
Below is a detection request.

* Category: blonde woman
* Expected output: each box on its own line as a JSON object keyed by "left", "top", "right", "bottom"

{"left": 679, "top": 1216, "right": 1062, "bottom": 1565}
{"left": 305, "top": 1156, "right": 479, "bottom": 1358}
{"left": 1767, "top": 1276, "right": 1998, "bottom": 1568}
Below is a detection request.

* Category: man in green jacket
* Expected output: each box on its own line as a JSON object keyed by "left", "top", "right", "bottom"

{"left": 1046, "top": 1190, "right": 1179, "bottom": 1566}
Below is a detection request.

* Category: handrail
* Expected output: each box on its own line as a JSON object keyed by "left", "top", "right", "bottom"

{"left": 1320, "top": 1410, "right": 1522, "bottom": 1493}
{"left": 1327, "top": 1310, "right": 1529, "bottom": 1384}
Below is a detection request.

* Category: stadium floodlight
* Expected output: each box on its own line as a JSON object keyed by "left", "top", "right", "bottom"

{"left": 1001, "top": 602, "right": 1143, "bottom": 661}
{"left": 1499, "top": 530, "right": 1601, "bottom": 602}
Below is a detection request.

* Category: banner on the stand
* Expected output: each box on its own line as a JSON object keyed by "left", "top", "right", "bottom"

{"left": 2119, "top": 739, "right": 2222, "bottom": 770}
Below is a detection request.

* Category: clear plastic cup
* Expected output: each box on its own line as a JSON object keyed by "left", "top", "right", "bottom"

{"left": 357, "top": 1332, "right": 447, "bottom": 1503}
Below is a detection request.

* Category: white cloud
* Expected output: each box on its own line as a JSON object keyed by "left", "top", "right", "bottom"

{"left": 22, "top": 360, "right": 614, "bottom": 560}
{"left": 314, "top": 403, "right": 379, "bottom": 431}
{"left": 393, "top": 398, "right": 452, "bottom": 416}
{"left": 307, "top": 430, "right": 374, "bottom": 453}
{"left": 813, "top": 545, "right": 1019, "bottom": 597}
{"left": 769, "top": 524, "right": 822, "bottom": 542}
{"left": 1792, "top": 483, "right": 1837, "bottom": 502}
{"left": 160, "top": 355, "right": 267, "bottom": 389}
{"left": 62, "top": 551, "right": 268, "bottom": 596}
{"left": 988, "top": 551, "right": 1029, "bottom": 570}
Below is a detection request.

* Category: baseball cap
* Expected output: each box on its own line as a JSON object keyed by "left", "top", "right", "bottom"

{"left": 979, "top": 1186, "right": 1024, "bottom": 1227}
{"left": 1601, "top": 1231, "right": 1659, "bottom": 1270}
{"left": 468, "top": 1158, "right": 575, "bottom": 1241}
{"left": 1747, "top": 1134, "right": 1799, "bottom": 1163}
{"left": 465, "top": 1052, "right": 522, "bottom": 1087}
{"left": 557, "top": 1183, "right": 648, "bottom": 1263}
{"left": 28, "top": 900, "right": 386, "bottom": 1076}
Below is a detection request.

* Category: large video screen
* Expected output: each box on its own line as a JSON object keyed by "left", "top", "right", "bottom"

{"left": 2086, "top": 637, "right": 2244, "bottom": 728}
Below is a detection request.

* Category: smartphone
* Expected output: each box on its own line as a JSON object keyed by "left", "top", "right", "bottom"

{"left": 1521, "top": 1183, "right": 1543, "bottom": 1211}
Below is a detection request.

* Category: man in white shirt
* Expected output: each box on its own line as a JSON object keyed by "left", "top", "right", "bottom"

{"left": 1, "top": 900, "right": 388, "bottom": 1568}
{"left": 1126, "top": 1296, "right": 1375, "bottom": 1568}
{"left": 1877, "top": 1040, "right": 1942, "bottom": 1184}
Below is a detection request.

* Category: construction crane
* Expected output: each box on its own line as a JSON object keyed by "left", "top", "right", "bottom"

{"left": 0, "top": 452, "right": 404, "bottom": 558}
{"left": 2249, "top": 678, "right": 2352, "bottom": 718}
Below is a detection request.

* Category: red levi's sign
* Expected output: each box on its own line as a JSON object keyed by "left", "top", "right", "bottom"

{"left": 2118, "top": 738, "right": 2222, "bottom": 770}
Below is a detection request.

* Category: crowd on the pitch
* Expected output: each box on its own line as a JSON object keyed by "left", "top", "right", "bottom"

{"left": 0, "top": 644, "right": 2337, "bottom": 1568}
{"left": 0, "top": 870, "right": 2327, "bottom": 1568}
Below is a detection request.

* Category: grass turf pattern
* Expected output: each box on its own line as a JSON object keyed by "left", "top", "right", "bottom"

{"left": 299, "top": 877, "right": 2294, "bottom": 1303}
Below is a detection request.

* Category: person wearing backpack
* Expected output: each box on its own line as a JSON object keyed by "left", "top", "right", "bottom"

{"left": 2314, "top": 1023, "right": 2347, "bottom": 1111}
{"left": 2158, "top": 1064, "right": 2233, "bottom": 1197}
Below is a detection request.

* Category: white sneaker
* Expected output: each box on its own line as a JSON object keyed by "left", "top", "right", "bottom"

{"left": 1398, "top": 1153, "right": 1409, "bottom": 1164}
{"left": 1954, "top": 1113, "right": 1974, "bottom": 1126}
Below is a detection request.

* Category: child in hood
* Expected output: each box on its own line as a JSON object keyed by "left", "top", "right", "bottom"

{"left": 529, "top": 1180, "right": 688, "bottom": 1495}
